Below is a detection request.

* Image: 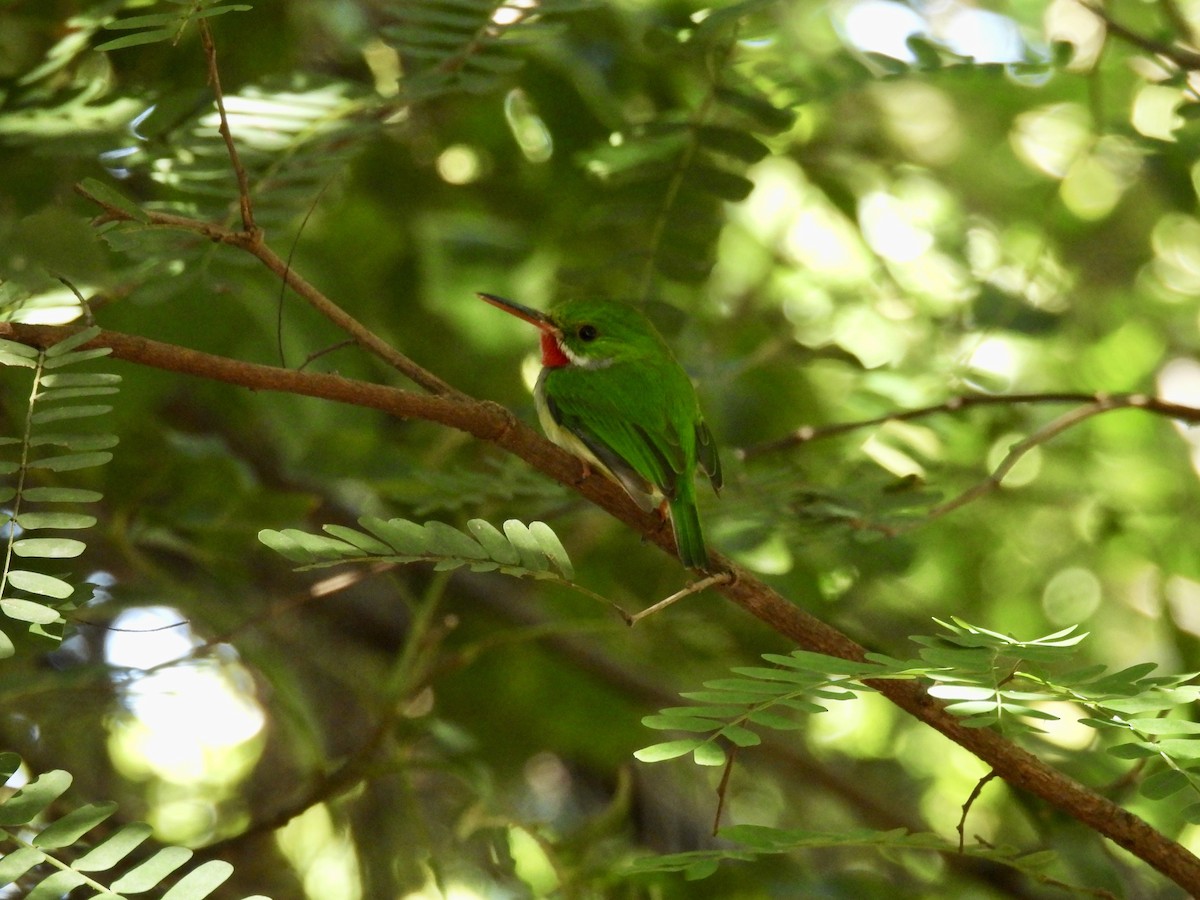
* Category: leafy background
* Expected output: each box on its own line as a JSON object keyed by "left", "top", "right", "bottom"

{"left": 5, "top": 0, "right": 1200, "bottom": 896}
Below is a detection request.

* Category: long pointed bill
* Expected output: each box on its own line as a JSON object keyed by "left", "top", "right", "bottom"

{"left": 477, "top": 293, "right": 555, "bottom": 332}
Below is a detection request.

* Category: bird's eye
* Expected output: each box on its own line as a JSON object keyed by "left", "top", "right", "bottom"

{"left": 578, "top": 324, "right": 598, "bottom": 341}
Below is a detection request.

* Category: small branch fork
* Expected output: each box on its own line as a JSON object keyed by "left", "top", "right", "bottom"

{"left": 750, "top": 394, "right": 1197, "bottom": 537}
{"left": 25, "top": 20, "right": 1200, "bottom": 899}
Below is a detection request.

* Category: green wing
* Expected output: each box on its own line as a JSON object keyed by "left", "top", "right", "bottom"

{"left": 543, "top": 362, "right": 691, "bottom": 503}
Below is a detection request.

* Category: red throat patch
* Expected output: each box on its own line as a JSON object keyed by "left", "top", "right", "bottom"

{"left": 540, "top": 332, "right": 570, "bottom": 368}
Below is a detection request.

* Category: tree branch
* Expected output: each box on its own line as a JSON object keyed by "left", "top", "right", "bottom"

{"left": 199, "top": 19, "right": 257, "bottom": 237}
{"left": 1083, "top": 1, "right": 1200, "bottom": 70}
{"left": 74, "top": 183, "right": 460, "bottom": 397}
{"left": 739, "top": 391, "right": 1200, "bottom": 460}
{"left": 4, "top": 320, "right": 1200, "bottom": 893}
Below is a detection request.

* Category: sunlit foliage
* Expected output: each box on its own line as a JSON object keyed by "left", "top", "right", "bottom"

{"left": 5, "top": 0, "right": 1200, "bottom": 896}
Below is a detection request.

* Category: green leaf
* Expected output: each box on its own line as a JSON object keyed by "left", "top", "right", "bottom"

{"left": 1181, "top": 802, "right": 1200, "bottom": 825}
{"left": 529, "top": 521, "right": 574, "bottom": 579}
{"left": 21, "top": 487, "right": 102, "bottom": 503}
{"left": 360, "top": 516, "right": 429, "bottom": 555}
{"left": 0, "top": 753, "right": 22, "bottom": 782}
{"left": 0, "top": 769, "right": 72, "bottom": 825}
{"left": 659, "top": 704, "right": 749, "bottom": 719}
{"left": 103, "top": 12, "right": 180, "bottom": 30}
{"left": 44, "top": 325, "right": 101, "bottom": 357}
{"left": 634, "top": 739, "right": 703, "bottom": 762}
{"left": 1152, "top": 739, "right": 1200, "bottom": 760}
{"left": 1140, "top": 767, "right": 1191, "bottom": 800}
{"left": 0, "top": 338, "right": 40, "bottom": 359}
{"left": 1128, "top": 718, "right": 1200, "bottom": 735}
{"left": 160, "top": 860, "right": 235, "bottom": 899}
{"left": 28, "top": 451, "right": 113, "bottom": 471}
{"left": 729, "top": 665, "right": 821, "bottom": 684}
{"left": 322, "top": 524, "right": 393, "bottom": 556}
{"left": 33, "top": 801, "right": 119, "bottom": 849}
{"left": 928, "top": 685, "right": 996, "bottom": 701}
{"left": 696, "top": 125, "right": 770, "bottom": 163}
{"left": 720, "top": 724, "right": 761, "bottom": 747}
{"left": 5, "top": 569, "right": 73, "bottom": 599}
{"left": 467, "top": 519, "right": 521, "bottom": 564}
{"left": 681, "top": 689, "right": 786, "bottom": 705}
{"left": 424, "top": 520, "right": 489, "bottom": 559}
{"left": 12, "top": 538, "right": 87, "bottom": 559}
{"left": 692, "top": 742, "right": 727, "bottom": 766}
{"left": 1089, "top": 662, "right": 1161, "bottom": 691}
{"left": 712, "top": 87, "right": 794, "bottom": 133}
{"left": 15, "top": 512, "right": 97, "bottom": 530}
{"left": 258, "top": 528, "right": 359, "bottom": 564}
{"left": 684, "top": 858, "right": 719, "bottom": 880}
{"left": 37, "top": 385, "right": 120, "bottom": 402}
{"left": 0, "top": 351, "right": 38, "bottom": 368}
{"left": 1, "top": 598, "right": 64, "bottom": 624}
{"left": 95, "top": 28, "right": 176, "bottom": 52}
{"left": 766, "top": 650, "right": 876, "bottom": 676}
{"left": 502, "top": 519, "right": 548, "bottom": 571}
{"left": 746, "top": 710, "right": 804, "bottom": 730}
{"left": 41, "top": 347, "right": 113, "bottom": 369}
{"left": 0, "top": 846, "right": 44, "bottom": 884}
{"left": 703, "top": 677, "right": 797, "bottom": 694}
{"left": 641, "top": 715, "right": 722, "bottom": 732}
{"left": 75, "top": 822, "right": 154, "bottom": 871}
{"left": 29, "top": 404, "right": 112, "bottom": 424}
{"left": 1107, "top": 742, "right": 1158, "bottom": 759}
{"left": 29, "top": 433, "right": 119, "bottom": 450}
{"left": 39, "top": 372, "right": 121, "bottom": 388}
{"left": 686, "top": 165, "right": 755, "bottom": 201}
{"left": 111, "top": 846, "right": 193, "bottom": 892}
{"left": 944, "top": 700, "right": 1001, "bottom": 717}
{"left": 77, "top": 178, "right": 152, "bottom": 224}
{"left": 26, "top": 870, "right": 86, "bottom": 899}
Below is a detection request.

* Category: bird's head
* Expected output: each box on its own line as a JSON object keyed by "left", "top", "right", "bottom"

{"left": 479, "top": 294, "right": 667, "bottom": 369}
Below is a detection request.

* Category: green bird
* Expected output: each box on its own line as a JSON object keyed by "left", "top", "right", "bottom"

{"left": 479, "top": 293, "right": 722, "bottom": 568}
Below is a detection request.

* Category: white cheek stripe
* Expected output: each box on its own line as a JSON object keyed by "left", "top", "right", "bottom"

{"left": 557, "top": 337, "right": 614, "bottom": 369}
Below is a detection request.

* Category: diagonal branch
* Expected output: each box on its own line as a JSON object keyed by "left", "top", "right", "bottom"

{"left": 899, "top": 400, "right": 1117, "bottom": 532}
{"left": 1083, "top": 1, "right": 1200, "bottom": 70}
{"left": 3, "top": 319, "right": 1200, "bottom": 894}
{"left": 75, "top": 182, "right": 461, "bottom": 397}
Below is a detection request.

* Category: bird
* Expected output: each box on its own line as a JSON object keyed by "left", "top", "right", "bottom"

{"left": 479, "top": 293, "right": 722, "bottom": 568}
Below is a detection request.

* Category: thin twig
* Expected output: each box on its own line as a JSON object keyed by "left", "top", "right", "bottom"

{"left": 297, "top": 339, "right": 356, "bottom": 372}
{"left": 958, "top": 770, "right": 998, "bottom": 853}
{"left": 738, "top": 392, "right": 1199, "bottom": 460}
{"left": 891, "top": 399, "right": 1122, "bottom": 534}
{"left": 629, "top": 571, "right": 733, "bottom": 625}
{"left": 199, "top": 19, "right": 257, "bottom": 237}
{"left": 1158, "top": 0, "right": 1200, "bottom": 50}
{"left": 1083, "top": 1, "right": 1200, "bottom": 70}
{"left": 74, "top": 182, "right": 461, "bottom": 396}
{"left": 713, "top": 745, "right": 738, "bottom": 836}
{"left": 279, "top": 177, "right": 339, "bottom": 368}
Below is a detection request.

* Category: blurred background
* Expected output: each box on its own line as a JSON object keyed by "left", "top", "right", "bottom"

{"left": 4, "top": 0, "right": 1200, "bottom": 896}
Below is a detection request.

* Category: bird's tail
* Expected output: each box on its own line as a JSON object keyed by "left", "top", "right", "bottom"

{"left": 669, "top": 486, "right": 709, "bottom": 569}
